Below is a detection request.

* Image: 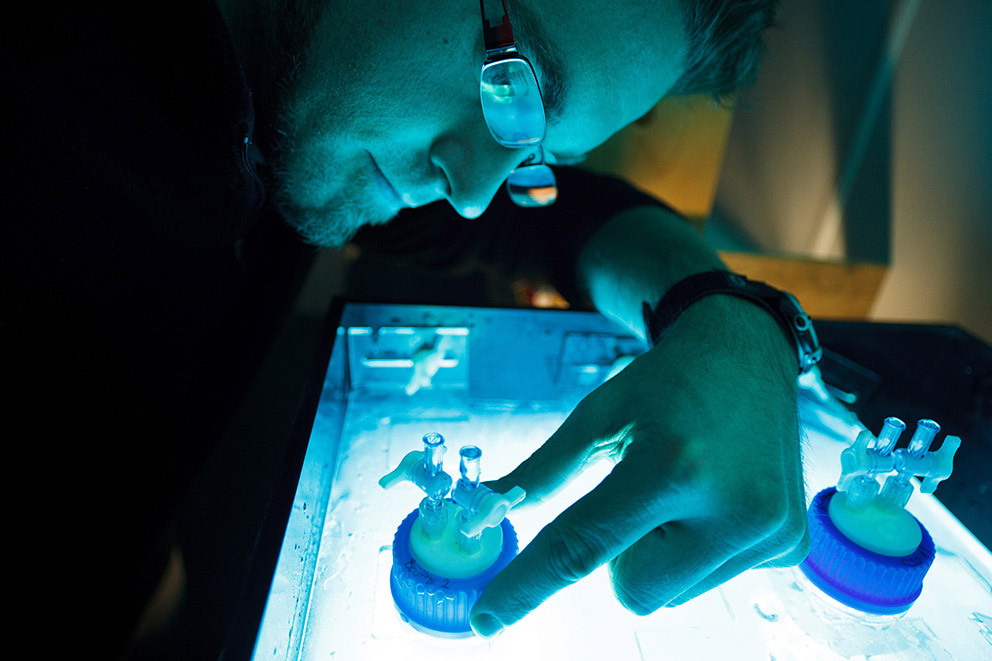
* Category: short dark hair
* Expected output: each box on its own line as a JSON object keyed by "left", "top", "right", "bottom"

{"left": 669, "top": 0, "right": 779, "bottom": 100}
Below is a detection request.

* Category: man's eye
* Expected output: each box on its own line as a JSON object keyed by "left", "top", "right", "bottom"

{"left": 481, "top": 81, "right": 517, "bottom": 103}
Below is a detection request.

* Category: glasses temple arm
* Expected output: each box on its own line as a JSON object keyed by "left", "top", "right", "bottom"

{"left": 480, "top": 0, "right": 515, "bottom": 51}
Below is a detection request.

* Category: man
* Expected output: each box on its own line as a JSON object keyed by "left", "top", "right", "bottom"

{"left": 3, "top": 0, "right": 807, "bottom": 653}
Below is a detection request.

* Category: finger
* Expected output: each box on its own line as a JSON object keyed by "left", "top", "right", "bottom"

{"left": 754, "top": 527, "right": 811, "bottom": 569}
{"left": 665, "top": 520, "right": 811, "bottom": 608}
{"left": 608, "top": 522, "right": 733, "bottom": 615}
{"left": 484, "top": 390, "right": 623, "bottom": 510}
{"left": 470, "top": 443, "right": 681, "bottom": 635}
{"left": 608, "top": 452, "right": 803, "bottom": 616}
{"left": 661, "top": 436, "right": 809, "bottom": 609}
{"left": 659, "top": 552, "right": 764, "bottom": 609}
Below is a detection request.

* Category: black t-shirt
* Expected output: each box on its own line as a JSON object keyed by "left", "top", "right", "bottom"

{"left": 354, "top": 166, "right": 673, "bottom": 307}
{"left": 2, "top": 0, "right": 675, "bottom": 647}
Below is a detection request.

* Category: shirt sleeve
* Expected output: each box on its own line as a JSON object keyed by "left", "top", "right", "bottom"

{"left": 350, "top": 166, "right": 678, "bottom": 307}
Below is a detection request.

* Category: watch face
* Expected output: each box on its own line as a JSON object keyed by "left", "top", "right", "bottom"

{"left": 773, "top": 288, "right": 821, "bottom": 374}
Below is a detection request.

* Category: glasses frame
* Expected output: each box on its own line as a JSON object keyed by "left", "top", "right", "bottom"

{"left": 478, "top": 0, "right": 558, "bottom": 206}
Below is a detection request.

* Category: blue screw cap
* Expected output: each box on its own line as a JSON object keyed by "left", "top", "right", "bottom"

{"left": 389, "top": 505, "right": 519, "bottom": 637}
{"left": 800, "top": 488, "right": 935, "bottom": 615}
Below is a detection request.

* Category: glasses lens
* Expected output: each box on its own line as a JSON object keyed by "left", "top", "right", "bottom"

{"left": 507, "top": 163, "right": 557, "bottom": 207}
{"left": 481, "top": 58, "right": 547, "bottom": 147}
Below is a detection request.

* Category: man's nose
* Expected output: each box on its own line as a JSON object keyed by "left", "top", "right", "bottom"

{"left": 429, "top": 134, "right": 532, "bottom": 219}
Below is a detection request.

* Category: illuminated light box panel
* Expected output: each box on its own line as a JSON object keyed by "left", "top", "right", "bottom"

{"left": 237, "top": 302, "right": 992, "bottom": 661}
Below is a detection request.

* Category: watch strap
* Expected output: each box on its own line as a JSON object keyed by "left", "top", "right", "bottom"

{"left": 641, "top": 270, "right": 822, "bottom": 374}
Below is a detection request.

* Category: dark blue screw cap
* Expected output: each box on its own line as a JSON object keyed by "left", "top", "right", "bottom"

{"left": 800, "top": 488, "right": 935, "bottom": 615}
{"left": 389, "top": 506, "right": 519, "bottom": 637}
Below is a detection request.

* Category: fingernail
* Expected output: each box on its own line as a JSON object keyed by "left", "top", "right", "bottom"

{"left": 471, "top": 613, "right": 504, "bottom": 637}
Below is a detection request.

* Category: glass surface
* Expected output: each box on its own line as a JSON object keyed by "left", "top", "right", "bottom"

{"left": 480, "top": 58, "right": 546, "bottom": 147}
{"left": 253, "top": 303, "right": 992, "bottom": 660}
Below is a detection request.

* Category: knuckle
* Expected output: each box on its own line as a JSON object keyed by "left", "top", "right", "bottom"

{"left": 771, "top": 493, "right": 811, "bottom": 562}
{"left": 791, "top": 527, "right": 812, "bottom": 563}
{"left": 783, "top": 506, "right": 810, "bottom": 547}
{"left": 495, "top": 589, "right": 535, "bottom": 621}
{"left": 609, "top": 554, "right": 668, "bottom": 616}
{"left": 666, "top": 443, "right": 703, "bottom": 485}
{"left": 762, "top": 521, "right": 812, "bottom": 568}
{"left": 642, "top": 433, "right": 704, "bottom": 491}
{"left": 736, "top": 481, "right": 790, "bottom": 538}
{"left": 612, "top": 579, "right": 660, "bottom": 616}
{"left": 542, "top": 525, "right": 608, "bottom": 584}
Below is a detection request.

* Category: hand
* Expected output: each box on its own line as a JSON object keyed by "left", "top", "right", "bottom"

{"left": 469, "top": 295, "right": 811, "bottom": 637}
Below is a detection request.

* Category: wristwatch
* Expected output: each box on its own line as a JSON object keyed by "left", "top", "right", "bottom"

{"left": 641, "top": 270, "right": 822, "bottom": 375}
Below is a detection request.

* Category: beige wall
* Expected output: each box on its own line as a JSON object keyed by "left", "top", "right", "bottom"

{"left": 713, "top": 0, "right": 992, "bottom": 344}
{"left": 873, "top": 0, "right": 992, "bottom": 343}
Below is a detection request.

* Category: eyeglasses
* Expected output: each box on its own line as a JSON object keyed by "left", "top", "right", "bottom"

{"left": 479, "top": 0, "right": 558, "bottom": 207}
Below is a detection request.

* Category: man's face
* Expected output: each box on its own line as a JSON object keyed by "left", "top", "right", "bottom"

{"left": 268, "top": 0, "right": 687, "bottom": 247}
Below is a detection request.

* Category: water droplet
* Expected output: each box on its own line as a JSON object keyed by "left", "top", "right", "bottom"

{"left": 754, "top": 603, "right": 780, "bottom": 622}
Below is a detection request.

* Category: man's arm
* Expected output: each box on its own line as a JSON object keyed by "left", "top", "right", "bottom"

{"left": 577, "top": 204, "right": 726, "bottom": 337}
{"left": 469, "top": 204, "right": 810, "bottom": 636}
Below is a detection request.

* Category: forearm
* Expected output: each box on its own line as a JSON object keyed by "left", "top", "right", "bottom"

{"left": 577, "top": 204, "right": 725, "bottom": 339}
{"left": 576, "top": 204, "right": 796, "bottom": 386}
